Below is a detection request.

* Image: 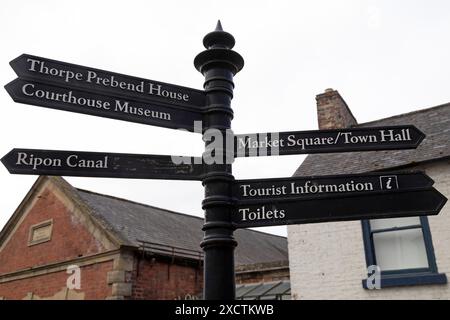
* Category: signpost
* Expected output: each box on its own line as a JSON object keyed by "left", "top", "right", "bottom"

{"left": 5, "top": 78, "right": 204, "bottom": 132}
{"left": 1, "top": 148, "right": 204, "bottom": 180}
{"left": 232, "top": 171, "right": 446, "bottom": 228}
{"left": 9, "top": 54, "right": 206, "bottom": 109}
{"left": 232, "top": 171, "right": 434, "bottom": 201}
{"left": 1, "top": 22, "right": 448, "bottom": 301}
{"left": 194, "top": 21, "right": 244, "bottom": 300}
{"left": 234, "top": 126, "right": 425, "bottom": 157}
{"left": 232, "top": 188, "right": 447, "bottom": 228}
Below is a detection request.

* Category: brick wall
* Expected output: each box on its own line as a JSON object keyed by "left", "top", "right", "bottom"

{"left": 236, "top": 261, "right": 290, "bottom": 284}
{"left": 0, "top": 186, "right": 107, "bottom": 275}
{"left": 0, "top": 179, "right": 118, "bottom": 300}
{"left": 0, "top": 177, "right": 288, "bottom": 300}
{"left": 0, "top": 260, "right": 113, "bottom": 300}
{"left": 130, "top": 255, "right": 203, "bottom": 300}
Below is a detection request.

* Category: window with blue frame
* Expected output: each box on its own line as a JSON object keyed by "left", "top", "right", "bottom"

{"left": 361, "top": 216, "right": 447, "bottom": 288}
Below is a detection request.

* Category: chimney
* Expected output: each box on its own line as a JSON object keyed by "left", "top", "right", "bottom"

{"left": 316, "top": 88, "right": 357, "bottom": 129}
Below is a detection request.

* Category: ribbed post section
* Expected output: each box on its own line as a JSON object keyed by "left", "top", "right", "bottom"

{"left": 194, "top": 21, "right": 244, "bottom": 300}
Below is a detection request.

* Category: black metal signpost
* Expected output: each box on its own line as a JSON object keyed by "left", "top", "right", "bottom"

{"left": 232, "top": 171, "right": 446, "bottom": 227}
{"left": 232, "top": 171, "right": 435, "bottom": 201}
{"left": 194, "top": 21, "right": 244, "bottom": 300}
{"left": 5, "top": 78, "right": 204, "bottom": 132}
{"left": 9, "top": 53, "right": 206, "bottom": 109}
{"left": 233, "top": 188, "right": 446, "bottom": 228}
{"left": 234, "top": 126, "right": 425, "bottom": 157}
{"left": 1, "top": 148, "right": 204, "bottom": 180}
{"left": 2, "top": 22, "right": 448, "bottom": 301}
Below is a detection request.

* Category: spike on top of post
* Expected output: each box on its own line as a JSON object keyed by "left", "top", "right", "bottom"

{"left": 203, "top": 20, "right": 236, "bottom": 50}
{"left": 215, "top": 20, "right": 223, "bottom": 31}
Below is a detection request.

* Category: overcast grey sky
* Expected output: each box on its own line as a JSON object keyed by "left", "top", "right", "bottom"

{"left": 1, "top": 0, "right": 449, "bottom": 237}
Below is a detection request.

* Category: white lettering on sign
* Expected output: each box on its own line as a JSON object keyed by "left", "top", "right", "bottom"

{"left": 239, "top": 180, "right": 374, "bottom": 198}
{"left": 237, "top": 136, "right": 285, "bottom": 149}
{"left": 148, "top": 83, "right": 189, "bottom": 102}
{"left": 290, "top": 180, "right": 374, "bottom": 194}
{"left": 237, "top": 129, "right": 413, "bottom": 154}
{"left": 240, "top": 184, "right": 287, "bottom": 197}
{"left": 15, "top": 152, "right": 109, "bottom": 170}
{"left": 25, "top": 58, "right": 190, "bottom": 103}
{"left": 286, "top": 135, "right": 334, "bottom": 149}
{"left": 341, "top": 132, "right": 377, "bottom": 144}
{"left": 239, "top": 206, "right": 286, "bottom": 222}
{"left": 379, "top": 129, "right": 411, "bottom": 142}
{"left": 86, "top": 71, "right": 145, "bottom": 93}
{"left": 66, "top": 155, "right": 108, "bottom": 168}
{"left": 27, "top": 58, "right": 83, "bottom": 83}
{"left": 22, "top": 83, "right": 111, "bottom": 110}
{"left": 115, "top": 100, "right": 171, "bottom": 121}
{"left": 16, "top": 152, "right": 62, "bottom": 170}
{"left": 20, "top": 83, "right": 172, "bottom": 122}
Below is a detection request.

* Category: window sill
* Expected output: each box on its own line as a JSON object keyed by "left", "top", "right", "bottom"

{"left": 362, "top": 272, "right": 447, "bottom": 289}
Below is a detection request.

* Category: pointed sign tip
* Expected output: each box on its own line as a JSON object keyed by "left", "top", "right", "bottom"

{"left": 215, "top": 20, "right": 223, "bottom": 31}
{"left": 0, "top": 152, "right": 9, "bottom": 168}
{"left": 4, "top": 79, "right": 20, "bottom": 101}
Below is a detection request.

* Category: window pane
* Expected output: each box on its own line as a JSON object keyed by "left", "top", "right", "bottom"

{"left": 370, "top": 217, "right": 421, "bottom": 231}
{"left": 237, "top": 284, "right": 260, "bottom": 298}
{"left": 245, "top": 282, "right": 278, "bottom": 298}
{"left": 373, "top": 228, "right": 428, "bottom": 271}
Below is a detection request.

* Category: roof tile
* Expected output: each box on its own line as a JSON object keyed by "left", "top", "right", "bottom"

{"left": 296, "top": 103, "right": 450, "bottom": 176}
{"left": 75, "top": 189, "right": 288, "bottom": 266}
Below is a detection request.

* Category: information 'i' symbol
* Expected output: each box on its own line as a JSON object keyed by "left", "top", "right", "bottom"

{"left": 380, "top": 175, "right": 399, "bottom": 190}
{"left": 386, "top": 177, "right": 393, "bottom": 189}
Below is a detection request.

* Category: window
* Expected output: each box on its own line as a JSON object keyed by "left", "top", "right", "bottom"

{"left": 361, "top": 216, "right": 446, "bottom": 288}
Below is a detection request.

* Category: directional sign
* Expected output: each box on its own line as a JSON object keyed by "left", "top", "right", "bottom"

{"left": 232, "top": 188, "right": 447, "bottom": 228}
{"left": 232, "top": 171, "right": 434, "bottom": 202}
{"left": 9, "top": 54, "right": 206, "bottom": 109}
{"left": 5, "top": 79, "right": 204, "bottom": 132}
{"left": 1, "top": 148, "right": 204, "bottom": 180}
{"left": 234, "top": 126, "right": 425, "bottom": 157}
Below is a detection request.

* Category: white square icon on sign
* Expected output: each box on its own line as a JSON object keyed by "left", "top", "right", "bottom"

{"left": 379, "top": 175, "right": 399, "bottom": 190}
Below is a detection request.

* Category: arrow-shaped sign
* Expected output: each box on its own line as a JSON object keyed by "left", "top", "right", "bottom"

{"left": 1, "top": 148, "right": 204, "bottom": 181}
{"left": 5, "top": 79, "right": 204, "bottom": 132}
{"left": 233, "top": 171, "right": 434, "bottom": 202}
{"left": 234, "top": 126, "right": 425, "bottom": 157}
{"left": 9, "top": 54, "right": 206, "bottom": 109}
{"left": 233, "top": 188, "right": 447, "bottom": 228}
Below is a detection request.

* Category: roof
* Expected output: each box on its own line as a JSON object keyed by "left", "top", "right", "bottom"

{"left": 295, "top": 102, "right": 450, "bottom": 176}
{"left": 236, "top": 280, "right": 291, "bottom": 300}
{"left": 75, "top": 188, "right": 288, "bottom": 266}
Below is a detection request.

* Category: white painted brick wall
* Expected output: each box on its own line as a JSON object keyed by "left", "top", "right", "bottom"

{"left": 287, "top": 160, "right": 450, "bottom": 299}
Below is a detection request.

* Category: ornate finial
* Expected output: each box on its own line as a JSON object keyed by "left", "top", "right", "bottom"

{"left": 202, "top": 21, "right": 235, "bottom": 50}
{"left": 215, "top": 20, "right": 223, "bottom": 31}
{"left": 195, "top": 21, "right": 244, "bottom": 75}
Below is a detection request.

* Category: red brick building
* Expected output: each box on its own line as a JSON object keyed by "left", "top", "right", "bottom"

{"left": 0, "top": 176, "right": 288, "bottom": 300}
